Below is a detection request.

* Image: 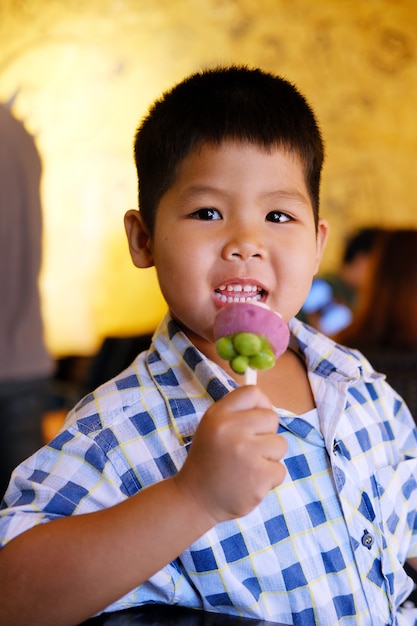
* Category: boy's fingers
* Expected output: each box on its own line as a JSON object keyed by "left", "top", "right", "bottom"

{"left": 219, "top": 384, "right": 273, "bottom": 412}
{"left": 236, "top": 408, "right": 280, "bottom": 435}
{"left": 260, "top": 434, "right": 288, "bottom": 462}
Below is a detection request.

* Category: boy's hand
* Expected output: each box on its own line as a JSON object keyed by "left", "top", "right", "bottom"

{"left": 174, "top": 385, "right": 287, "bottom": 525}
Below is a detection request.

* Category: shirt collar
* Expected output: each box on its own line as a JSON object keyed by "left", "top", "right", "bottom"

{"left": 288, "top": 317, "right": 381, "bottom": 385}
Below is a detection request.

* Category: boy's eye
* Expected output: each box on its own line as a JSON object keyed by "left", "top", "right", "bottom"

{"left": 190, "top": 208, "right": 222, "bottom": 220}
{"left": 266, "top": 211, "right": 291, "bottom": 223}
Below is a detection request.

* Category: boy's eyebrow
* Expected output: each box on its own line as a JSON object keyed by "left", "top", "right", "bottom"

{"left": 176, "top": 185, "right": 234, "bottom": 205}
{"left": 179, "top": 184, "right": 223, "bottom": 197}
{"left": 260, "top": 189, "right": 311, "bottom": 205}
{"left": 262, "top": 189, "right": 312, "bottom": 209}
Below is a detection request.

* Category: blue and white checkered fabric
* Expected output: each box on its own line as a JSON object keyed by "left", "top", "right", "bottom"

{"left": 2, "top": 314, "right": 417, "bottom": 625}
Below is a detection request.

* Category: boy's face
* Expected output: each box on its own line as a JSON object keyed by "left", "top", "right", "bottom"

{"left": 125, "top": 141, "right": 328, "bottom": 352}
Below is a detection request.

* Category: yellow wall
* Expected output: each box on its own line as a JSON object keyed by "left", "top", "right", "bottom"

{"left": 1, "top": 0, "right": 417, "bottom": 356}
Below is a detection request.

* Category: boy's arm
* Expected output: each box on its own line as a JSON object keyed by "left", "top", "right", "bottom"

{"left": 0, "top": 475, "right": 214, "bottom": 626}
{"left": 0, "top": 476, "right": 211, "bottom": 626}
{"left": 0, "top": 385, "right": 287, "bottom": 626}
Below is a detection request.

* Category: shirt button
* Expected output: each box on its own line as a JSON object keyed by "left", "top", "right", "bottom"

{"left": 361, "top": 530, "right": 374, "bottom": 549}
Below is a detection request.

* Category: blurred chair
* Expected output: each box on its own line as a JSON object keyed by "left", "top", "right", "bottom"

{"left": 366, "top": 351, "right": 417, "bottom": 422}
{"left": 85, "top": 333, "right": 154, "bottom": 393}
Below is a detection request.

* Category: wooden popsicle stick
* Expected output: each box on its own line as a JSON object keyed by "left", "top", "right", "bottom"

{"left": 244, "top": 366, "right": 257, "bottom": 385}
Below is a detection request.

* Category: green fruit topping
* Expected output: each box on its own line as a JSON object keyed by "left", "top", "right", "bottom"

{"left": 231, "top": 355, "right": 249, "bottom": 374}
{"left": 215, "top": 330, "right": 276, "bottom": 374}
{"left": 233, "top": 332, "right": 262, "bottom": 356}
{"left": 248, "top": 349, "right": 275, "bottom": 370}
{"left": 215, "top": 336, "right": 238, "bottom": 360}
{"left": 260, "top": 336, "right": 273, "bottom": 351}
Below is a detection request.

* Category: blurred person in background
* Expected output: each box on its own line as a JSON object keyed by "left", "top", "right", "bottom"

{"left": 336, "top": 228, "right": 417, "bottom": 418}
{"left": 0, "top": 102, "right": 53, "bottom": 498}
{"left": 299, "top": 226, "right": 382, "bottom": 334}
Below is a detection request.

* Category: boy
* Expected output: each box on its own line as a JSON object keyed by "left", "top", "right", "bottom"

{"left": 1, "top": 66, "right": 417, "bottom": 626}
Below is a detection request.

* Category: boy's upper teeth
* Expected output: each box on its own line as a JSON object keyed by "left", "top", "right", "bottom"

{"left": 216, "top": 284, "right": 262, "bottom": 303}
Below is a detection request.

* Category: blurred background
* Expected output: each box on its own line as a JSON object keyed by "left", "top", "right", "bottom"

{"left": 1, "top": 0, "right": 417, "bottom": 361}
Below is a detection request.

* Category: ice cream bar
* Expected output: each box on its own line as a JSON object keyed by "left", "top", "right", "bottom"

{"left": 214, "top": 301, "right": 290, "bottom": 383}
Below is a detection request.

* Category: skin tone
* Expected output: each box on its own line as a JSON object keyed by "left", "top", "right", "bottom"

{"left": 0, "top": 141, "right": 333, "bottom": 625}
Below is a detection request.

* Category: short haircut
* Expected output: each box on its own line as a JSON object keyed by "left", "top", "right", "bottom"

{"left": 134, "top": 65, "right": 324, "bottom": 234}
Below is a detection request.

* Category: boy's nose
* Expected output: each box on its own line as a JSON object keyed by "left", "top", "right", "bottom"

{"left": 222, "top": 231, "right": 267, "bottom": 261}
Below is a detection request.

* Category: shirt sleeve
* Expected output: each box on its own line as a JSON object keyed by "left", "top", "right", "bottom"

{"left": 0, "top": 421, "right": 132, "bottom": 548}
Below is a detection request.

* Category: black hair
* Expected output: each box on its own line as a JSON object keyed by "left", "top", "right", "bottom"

{"left": 343, "top": 227, "right": 382, "bottom": 264}
{"left": 134, "top": 65, "right": 324, "bottom": 234}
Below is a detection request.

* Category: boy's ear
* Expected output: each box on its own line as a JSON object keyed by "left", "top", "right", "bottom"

{"left": 313, "top": 219, "right": 330, "bottom": 275}
{"left": 124, "top": 209, "right": 154, "bottom": 268}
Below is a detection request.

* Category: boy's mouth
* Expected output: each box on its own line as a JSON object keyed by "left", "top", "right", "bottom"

{"left": 214, "top": 283, "right": 266, "bottom": 304}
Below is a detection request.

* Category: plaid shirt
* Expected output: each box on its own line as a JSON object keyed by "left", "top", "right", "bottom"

{"left": 2, "top": 314, "right": 417, "bottom": 625}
